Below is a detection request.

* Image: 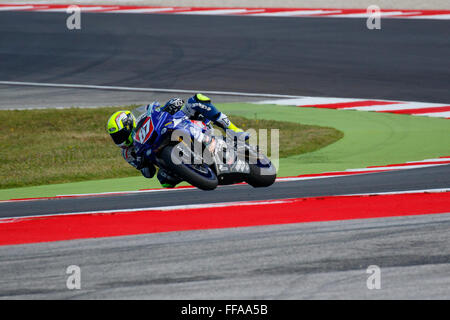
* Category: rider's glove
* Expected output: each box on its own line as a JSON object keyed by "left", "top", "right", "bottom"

{"left": 161, "top": 98, "right": 184, "bottom": 115}
{"left": 135, "top": 155, "right": 146, "bottom": 170}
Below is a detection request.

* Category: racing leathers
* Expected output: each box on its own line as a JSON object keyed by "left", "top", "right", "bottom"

{"left": 120, "top": 94, "right": 243, "bottom": 188}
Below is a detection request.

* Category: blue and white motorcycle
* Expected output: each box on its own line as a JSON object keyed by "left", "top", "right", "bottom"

{"left": 132, "top": 104, "right": 276, "bottom": 191}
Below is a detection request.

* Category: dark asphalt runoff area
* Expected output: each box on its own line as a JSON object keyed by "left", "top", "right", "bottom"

{"left": 0, "top": 12, "right": 449, "bottom": 300}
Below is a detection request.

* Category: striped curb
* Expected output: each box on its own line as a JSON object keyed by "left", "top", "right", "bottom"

{"left": 254, "top": 98, "right": 450, "bottom": 119}
{"left": 0, "top": 4, "right": 449, "bottom": 19}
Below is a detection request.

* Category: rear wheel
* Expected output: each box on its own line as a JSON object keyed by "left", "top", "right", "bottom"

{"left": 245, "top": 151, "right": 277, "bottom": 188}
{"left": 159, "top": 146, "right": 218, "bottom": 191}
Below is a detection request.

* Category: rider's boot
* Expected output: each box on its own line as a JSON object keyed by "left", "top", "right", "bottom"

{"left": 215, "top": 113, "right": 244, "bottom": 133}
{"left": 157, "top": 168, "right": 183, "bottom": 188}
{"left": 215, "top": 113, "right": 250, "bottom": 143}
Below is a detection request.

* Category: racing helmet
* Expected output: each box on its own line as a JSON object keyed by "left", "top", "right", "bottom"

{"left": 106, "top": 110, "right": 136, "bottom": 148}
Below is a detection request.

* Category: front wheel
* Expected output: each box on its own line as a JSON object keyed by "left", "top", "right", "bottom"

{"left": 159, "top": 146, "right": 218, "bottom": 191}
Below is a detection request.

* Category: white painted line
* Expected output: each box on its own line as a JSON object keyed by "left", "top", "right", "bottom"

{"left": 382, "top": 11, "right": 423, "bottom": 17}
{"left": 406, "top": 14, "right": 450, "bottom": 19}
{"left": 407, "top": 158, "right": 450, "bottom": 163}
{"left": 275, "top": 164, "right": 435, "bottom": 182}
{"left": 105, "top": 7, "right": 176, "bottom": 14}
{"left": 328, "top": 11, "right": 411, "bottom": 18}
{"left": 36, "top": 6, "right": 107, "bottom": 12}
{"left": 253, "top": 97, "right": 361, "bottom": 106}
{"left": 275, "top": 172, "right": 373, "bottom": 182}
{"left": 0, "top": 5, "right": 34, "bottom": 11}
{"left": 414, "top": 111, "right": 450, "bottom": 118}
{"left": 2, "top": 105, "right": 125, "bottom": 111}
{"left": 343, "top": 102, "right": 447, "bottom": 111}
{"left": 345, "top": 188, "right": 450, "bottom": 196}
{"left": 346, "top": 163, "right": 447, "bottom": 172}
{"left": 56, "top": 187, "right": 194, "bottom": 198}
{"left": 293, "top": 10, "right": 343, "bottom": 16}
{"left": 249, "top": 10, "right": 340, "bottom": 17}
{"left": 0, "top": 198, "right": 294, "bottom": 222}
{"left": 0, "top": 80, "right": 302, "bottom": 99}
{"left": 0, "top": 186, "right": 196, "bottom": 203}
{"left": 148, "top": 199, "right": 291, "bottom": 211}
{"left": 178, "top": 9, "right": 251, "bottom": 15}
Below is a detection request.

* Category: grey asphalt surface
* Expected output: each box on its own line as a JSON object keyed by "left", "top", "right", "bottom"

{"left": 0, "top": 165, "right": 449, "bottom": 300}
{"left": 0, "top": 84, "right": 264, "bottom": 110}
{"left": 0, "top": 12, "right": 449, "bottom": 300}
{"left": 0, "top": 214, "right": 449, "bottom": 300}
{"left": 0, "top": 12, "right": 450, "bottom": 106}
{"left": 0, "top": 85, "right": 264, "bottom": 110}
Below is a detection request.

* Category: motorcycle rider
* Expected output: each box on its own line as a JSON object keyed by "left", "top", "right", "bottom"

{"left": 106, "top": 93, "right": 245, "bottom": 188}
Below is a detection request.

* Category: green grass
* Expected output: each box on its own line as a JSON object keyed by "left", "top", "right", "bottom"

{"left": 0, "top": 107, "right": 137, "bottom": 189}
{"left": 0, "top": 102, "right": 448, "bottom": 201}
{"left": 220, "top": 103, "right": 450, "bottom": 177}
{"left": 0, "top": 107, "right": 342, "bottom": 190}
{"left": 228, "top": 115, "right": 343, "bottom": 158}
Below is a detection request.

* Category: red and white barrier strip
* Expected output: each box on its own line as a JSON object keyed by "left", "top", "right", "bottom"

{"left": 255, "top": 97, "right": 450, "bottom": 119}
{"left": 0, "top": 190, "right": 449, "bottom": 245}
{"left": 0, "top": 4, "right": 449, "bottom": 20}
{"left": 1, "top": 156, "right": 449, "bottom": 203}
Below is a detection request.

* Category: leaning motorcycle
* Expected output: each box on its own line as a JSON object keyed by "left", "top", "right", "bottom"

{"left": 132, "top": 104, "right": 277, "bottom": 191}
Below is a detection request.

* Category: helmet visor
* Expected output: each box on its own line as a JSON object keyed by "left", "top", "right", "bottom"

{"left": 110, "top": 129, "right": 131, "bottom": 147}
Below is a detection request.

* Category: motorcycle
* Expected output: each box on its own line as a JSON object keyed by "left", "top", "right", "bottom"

{"left": 132, "top": 104, "right": 277, "bottom": 191}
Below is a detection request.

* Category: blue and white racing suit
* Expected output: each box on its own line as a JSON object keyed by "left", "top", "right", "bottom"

{"left": 121, "top": 94, "right": 239, "bottom": 187}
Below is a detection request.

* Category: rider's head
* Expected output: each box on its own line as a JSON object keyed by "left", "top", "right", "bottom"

{"left": 106, "top": 110, "right": 136, "bottom": 148}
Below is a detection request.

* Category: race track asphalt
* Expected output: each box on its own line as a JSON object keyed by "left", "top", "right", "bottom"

{"left": 0, "top": 11, "right": 449, "bottom": 105}
{"left": 0, "top": 213, "right": 449, "bottom": 300}
{"left": 0, "top": 12, "right": 449, "bottom": 300}
{"left": 0, "top": 166, "right": 449, "bottom": 300}
{"left": 1, "top": 164, "right": 449, "bottom": 219}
